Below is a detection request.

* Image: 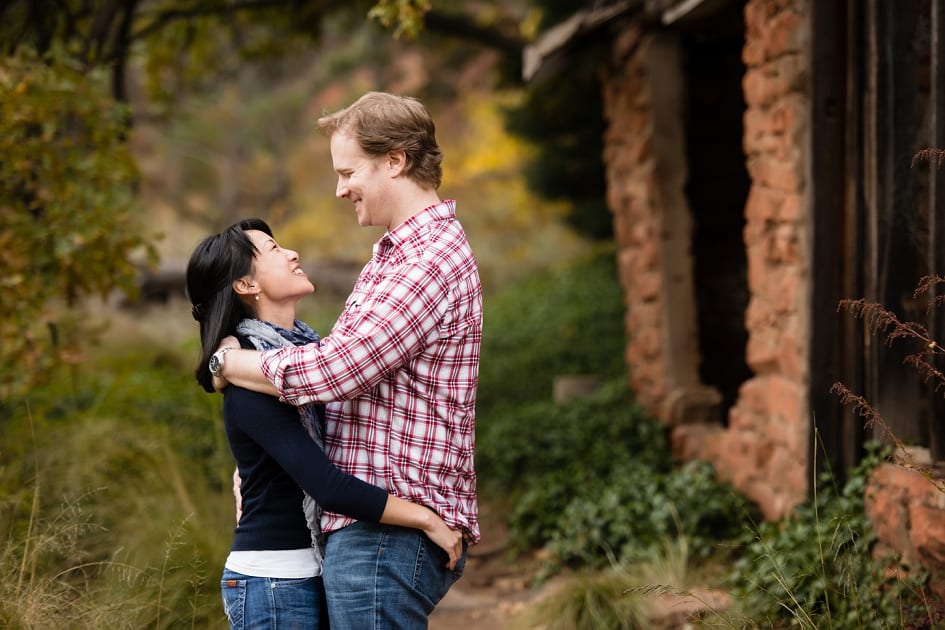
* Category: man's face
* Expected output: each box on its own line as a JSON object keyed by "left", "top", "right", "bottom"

{"left": 330, "top": 131, "right": 391, "bottom": 229}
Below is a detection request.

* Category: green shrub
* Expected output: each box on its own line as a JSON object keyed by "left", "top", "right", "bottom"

{"left": 476, "top": 379, "right": 666, "bottom": 493}
{"left": 477, "top": 373, "right": 754, "bottom": 569}
{"left": 541, "top": 459, "right": 755, "bottom": 570}
{"left": 549, "top": 462, "right": 755, "bottom": 567}
{"left": 475, "top": 250, "right": 756, "bottom": 575}
{"left": 476, "top": 246, "right": 625, "bottom": 418}
{"left": 478, "top": 381, "right": 675, "bottom": 555}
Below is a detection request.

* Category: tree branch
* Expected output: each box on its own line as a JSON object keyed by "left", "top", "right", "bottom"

{"left": 131, "top": 0, "right": 298, "bottom": 41}
{"left": 423, "top": 9, "right": 525, "bottom": 56}
{"left": 109, "top": 0, "right": 140, "bottom": 104}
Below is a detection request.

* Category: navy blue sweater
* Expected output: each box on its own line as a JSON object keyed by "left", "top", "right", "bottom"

{"left": 223, "top": 360, "right": 387, "bottom": 551}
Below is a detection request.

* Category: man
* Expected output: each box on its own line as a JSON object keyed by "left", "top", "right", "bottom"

{"left": 211, "top": 91, "right": 482, "bottom": 629}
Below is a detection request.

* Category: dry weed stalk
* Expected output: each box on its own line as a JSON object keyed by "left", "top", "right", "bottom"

{"left": 832, "top": 275, "right": 945, "bottom": 491}
{"left": 913, "top": 148, "right": 945, "bottom": 168}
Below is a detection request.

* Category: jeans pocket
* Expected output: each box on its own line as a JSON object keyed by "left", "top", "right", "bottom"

{"left": 270, "top": 576, "right": 323, "bottom": 627}
{"left": 416, "top": 536, "right": 467, "bottom": 608}
{"left": 452, "top": 542, "right": 468, "bottom": 581}
{"left": 221, "top": 572, "right": 246, "bottom": 629}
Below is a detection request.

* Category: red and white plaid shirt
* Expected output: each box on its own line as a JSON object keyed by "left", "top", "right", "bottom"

{"left": 261, "top": 200, "right": 482, "bottom": 543}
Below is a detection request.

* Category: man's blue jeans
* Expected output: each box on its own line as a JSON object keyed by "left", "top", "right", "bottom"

{"left": 220, "top": 568, "right": 328, "bottom": 629}
{"left": 322, "top": 521, "right": 467, "bottom": 629}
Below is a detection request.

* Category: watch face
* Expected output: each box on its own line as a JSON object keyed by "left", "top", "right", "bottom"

{"left": 209, "top": 355, "right": 221, "bottom": 375}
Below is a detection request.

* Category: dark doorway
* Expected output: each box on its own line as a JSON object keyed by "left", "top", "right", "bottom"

{"left": 681, "top": 3, "right": 752, "bottom": 418}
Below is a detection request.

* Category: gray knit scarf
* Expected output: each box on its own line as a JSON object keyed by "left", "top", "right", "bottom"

{"left": 235, "top": 317, "right": 326, "bottom": 561}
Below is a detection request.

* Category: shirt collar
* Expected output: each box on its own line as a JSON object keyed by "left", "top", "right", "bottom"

{"left": 377, "top": 199, "right": 456, "bottom": 253}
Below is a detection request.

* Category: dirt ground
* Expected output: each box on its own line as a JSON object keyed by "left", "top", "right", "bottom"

{"left": 428, "top": 500, "right": 545, "bottom": 630}
{"left": 428, "top": 500, "right": 731, "bottom": 630}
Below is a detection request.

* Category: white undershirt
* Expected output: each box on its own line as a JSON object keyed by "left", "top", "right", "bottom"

{"left": 224, "top": 548, "right": 320, "bottom": 578}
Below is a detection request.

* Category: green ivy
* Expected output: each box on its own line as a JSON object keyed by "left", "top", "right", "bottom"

{"left": 540, "top": 460, "right": 756, "bottom": 569}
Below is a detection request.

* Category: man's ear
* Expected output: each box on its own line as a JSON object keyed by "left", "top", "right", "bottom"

{"left": 232, "top": 276, "right": 256, "bottom": 297}
{"left": 387, "top": 149, "right": 407, "bottom": 177}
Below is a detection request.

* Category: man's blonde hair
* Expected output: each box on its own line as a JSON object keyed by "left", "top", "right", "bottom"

{"left": 317, "top": 91, "right": 443, "bottom": 190}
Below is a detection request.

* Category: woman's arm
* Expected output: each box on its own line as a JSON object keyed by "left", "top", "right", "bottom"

{"left": 226, "top": 386, "right": 462, "bottom": 568}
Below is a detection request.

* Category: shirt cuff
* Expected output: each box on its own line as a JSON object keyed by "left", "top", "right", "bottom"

{"left": 260, "top": 347, "right": 288, "bottom": 401}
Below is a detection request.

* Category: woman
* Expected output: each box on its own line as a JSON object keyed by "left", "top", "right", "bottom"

{"left": 186, "top": 218, "right": 462, "bottom": 629}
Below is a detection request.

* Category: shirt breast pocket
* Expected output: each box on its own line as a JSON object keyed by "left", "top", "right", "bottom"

{"left": 339, "top": 295, "right": 363, "bottom": 323}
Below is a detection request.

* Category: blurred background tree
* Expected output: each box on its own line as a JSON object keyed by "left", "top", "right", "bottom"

{"left": 0, "top": 0, "right": 610, "bottom": 392}
{"left": 0, "top": 46, "right": 156, "bottom": 398}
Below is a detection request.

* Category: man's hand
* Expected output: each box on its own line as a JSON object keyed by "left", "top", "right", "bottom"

{"left": 233, "top": 467, "right": 243, "bottom": 523}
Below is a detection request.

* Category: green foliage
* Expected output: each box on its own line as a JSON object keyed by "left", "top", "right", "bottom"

{"left": 0, "top": 1, "right": 369, "bottom": 102}
{"left": 369, "top": 0, "right": 432, "bottom": 39}
{"left": 478, "top": 381, "right": 670, "bottom": 552}
{"left": 476, "top": 247, "right": 625, "bottom": 418}
{"left": 477, "top": 381, "right": 666, "bottom": 492}
{"left": 0, "top": 45, "right": 156, "bottom": 399}
{"left": 724, "top": 442, "right": 942, "bottom": 628}
{"left": 475, "top": 250, "right": 756, "bottom": 574}
{"left": 544, "top": 459, "right": 755, "bottom": 570}
{"left": 136, "top": 2, "right": 354, "bottom": 110}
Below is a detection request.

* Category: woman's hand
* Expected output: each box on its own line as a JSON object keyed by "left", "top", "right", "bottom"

{"left": 380, "top": 496, "right": 464, "bottom": 569}
{"left": 423, "top": 513, "right": 464, "bottom": 570}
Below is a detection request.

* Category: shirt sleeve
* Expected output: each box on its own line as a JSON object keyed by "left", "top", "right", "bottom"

{"left": 224, "top": 385, "right": 388, "bottom": 521}
{"left": 261, "top": 259, "right": 449, "bottom": 406}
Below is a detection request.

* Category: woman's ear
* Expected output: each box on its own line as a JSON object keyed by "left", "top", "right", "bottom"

{"left": 232, "top": 276, "right": 257, "bottom": 297}
{"left": 387, "top": 149, "right": 407, "bottom": 176}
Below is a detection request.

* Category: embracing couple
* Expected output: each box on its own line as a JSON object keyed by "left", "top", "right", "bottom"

{"left": 185, "top": 91, "right": 482, "bottom": 629}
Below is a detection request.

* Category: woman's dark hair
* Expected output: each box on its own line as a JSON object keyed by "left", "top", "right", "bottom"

{"left": 186, "top": 218, "right": 272, "bottom": 392}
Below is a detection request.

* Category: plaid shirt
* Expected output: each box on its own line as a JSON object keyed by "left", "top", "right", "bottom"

{"left": 261, "top": 200, "right": 482, "bottom": 543}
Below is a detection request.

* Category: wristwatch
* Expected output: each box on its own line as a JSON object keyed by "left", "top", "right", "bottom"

{"left": 209, "top": 347, "right": 233, "bottom": 377}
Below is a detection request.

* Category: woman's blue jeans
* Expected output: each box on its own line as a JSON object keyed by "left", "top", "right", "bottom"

{"left": 220, "top": 568, "right": 328, "bottom": 629}
{"left": 322, "top": 521, "right": 467, "bottom": 629}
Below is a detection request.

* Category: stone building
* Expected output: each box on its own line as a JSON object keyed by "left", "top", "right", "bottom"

{"left": 527, "top": 0, "right": 945, "bottom": 582}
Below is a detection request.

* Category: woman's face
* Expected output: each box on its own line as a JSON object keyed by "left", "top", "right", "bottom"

{"left": 244, "top": 229, "right": 314, "bottom": 306}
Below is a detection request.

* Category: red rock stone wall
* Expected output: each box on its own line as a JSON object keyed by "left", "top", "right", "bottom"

{"left": 602, "top": 0, "right": 812, "bottom": 521}
{"left": 867, "top": 462, "right": 945, "bottom": 589}
{"left": 716, "top": 0, "right": 811, "bottom": 521}
{"left": 602, "top": 0, "right": 945, "bottom": 580}
{"left": 602, "top": 24, "right": 669, "bottom": 411}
